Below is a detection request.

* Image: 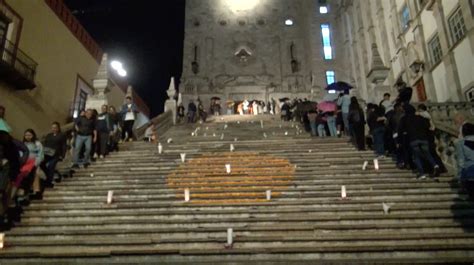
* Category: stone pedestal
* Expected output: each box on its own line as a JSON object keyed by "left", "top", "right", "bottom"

{"left": 86, "top": 53, "right": 110, "bottom": 112}
{"left": 165, "top": 77, "right": 177, "bottom": 124}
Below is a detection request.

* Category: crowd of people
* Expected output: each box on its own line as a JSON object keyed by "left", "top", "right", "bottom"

{"left": 303, "top": 83, "right": 473, "bottom": 195}
{"left": 0, "top": 96, "right": 140, "bottom": 231}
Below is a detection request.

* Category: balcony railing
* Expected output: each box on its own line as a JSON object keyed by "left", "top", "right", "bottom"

{"left": 0, "top": 39, "right": 37, "bottom": 89}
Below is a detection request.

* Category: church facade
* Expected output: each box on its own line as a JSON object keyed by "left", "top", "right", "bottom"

{"left": 180, "top": 0, "right": 474, "bottom": 108}
{"left": 180, "top": 0, "right": 343, "bottom": 107}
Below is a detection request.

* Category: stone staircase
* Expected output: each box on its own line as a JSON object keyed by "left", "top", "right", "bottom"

{"left": 1, "top": 115, "right": 474, "bottom": 264}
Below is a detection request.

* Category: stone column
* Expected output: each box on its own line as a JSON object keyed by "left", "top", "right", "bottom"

{"left": 164, "top": 77, "right": 177, "bottom": 125}
{"left": 86, "top": 53, "right": 110, "bottom": 112}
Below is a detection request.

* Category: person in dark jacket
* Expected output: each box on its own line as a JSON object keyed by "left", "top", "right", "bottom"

{"left": 395, "top": 82, "right": 413, "bottom": 105}
{"left": 120, "top": 96, "right": 138, "bottom": 141}
{"left": 40, "top": 122, "right": 66, "bottom": 188}
{"left": 72, "top": 109, "right": 97, "bottom": 168}
{"left": 96, "top": 105, "right": 113, "bottom": 159}
{"left": 348, "top": 97, "right": 366, "bottom": 150}
{"left": 0, "top": 131, "right": 20, "bottom": 231}
{"left": 108, "top": 106, "right": 121, "bottom": 152}
{"left": 398, "top": 104, "right": 440, "bottom": 179}
{"left": 187, "top": 101, "right": 197, "bottom": 123}
{"left": 367, "top": 104, "right": 386, "bottom": 158}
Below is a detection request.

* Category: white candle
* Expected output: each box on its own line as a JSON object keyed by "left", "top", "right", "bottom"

{"left": 227, "top": 228, "right": 233, "bottom": 245}
{"left": 224, "top": 124, "right": 228, "bottom": 130}
{"left": 263, "top": 133, "right": 267, "bottom": 138}
{"left": 220, "top": 134, "right": 224, "bottom": 140}
{"left": 285, "top": 131, "right": 288, "bottom": 136}
{"left": 260, "top": 120, "right": 264, "bottom": 129}
{"left": 266, "top": 190, "right": 272, "bottom": 200}
{"left": 341, "top": 186, "right": 347, "bottom": 198}
{"left": 373, "top": 159, "right": 379, "bottom": 170}
{"left": 184, "top": 188, "right": 190, "bottom": 202}
{"left": 180, "top": 153, "right": 186, "bottom": 163}
{"left": 362, "top": 161, "right": 368, "bottom": 170}
{"left": 230, "top": 144, "right": 235, "bottom": 152}
{"left": 191, "top": 132, "right": 195, "bottom": 136}
{"left": 158, "top": 143, "right": 163, "bottom": 154}
{"left": 107, "top": 190, "right": 114, "bottom": 204}
{"left": 90, "top": 173, "right": 94, "bottom": 178}
{"left": 225, "top": 164, "right": 231, "bottom": 174}
{"left": 0, "top": 233, "right": 4, "bottom": 249}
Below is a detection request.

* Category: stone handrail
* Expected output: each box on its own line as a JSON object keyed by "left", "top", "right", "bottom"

{"left": 134, "top": 110, "right": 173, "bottom": 140}
{"left": 422, "top": 102, "right": 474, "bottom": 172}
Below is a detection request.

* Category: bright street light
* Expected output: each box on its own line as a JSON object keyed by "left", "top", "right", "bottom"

{"left": 110, "top": 60, "right": 127, "bottom": 77}
{"left": 110, "top": 60, "right": 123, "bottom": 71}
{"left": 117, "top": 68, "right": 127, "bottom": 77}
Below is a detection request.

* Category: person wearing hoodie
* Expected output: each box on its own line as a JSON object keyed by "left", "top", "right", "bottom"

{"left": 456, "top": 123, "right": 474, "bottom": 197}
{"left": 398, "top": 104, "right": 440, "bottom": 180}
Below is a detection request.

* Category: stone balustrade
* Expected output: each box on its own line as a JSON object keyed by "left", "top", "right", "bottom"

{"left": 421, "top": 102, "right": 474, "bottom": 172}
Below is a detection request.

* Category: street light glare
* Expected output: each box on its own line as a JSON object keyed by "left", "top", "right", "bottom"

{"left": 111, "top": 60, "right": 123, "bottom": 71}
{"left": 117, "top": 68, "right": 127, "bottom": 77}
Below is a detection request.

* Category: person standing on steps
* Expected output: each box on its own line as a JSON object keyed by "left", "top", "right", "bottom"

{"left": 456, "top": 123, "right": 474, "bottom": 198}
{"left": 348, "top": 97, "right": 366, "bottom": 151}
{"left": 120, "top": 96, "right": 138, "bottom": 142}
{"left": 367, "top": 103, "right": 386, "bottom": 159}
{"left": 72, "top": 109, "right": 97, "bottom": 169}
{"left": 96, "top": 105, "right": 113, "bottom": 159}
{"left": 398, "top": 104, "right": 440, "bottom": 180}
{"left": 337, "top": 90, "right": 351, "bottom": 136}
{"left": 41, "top": 122, "right": 67, "bottom": 188}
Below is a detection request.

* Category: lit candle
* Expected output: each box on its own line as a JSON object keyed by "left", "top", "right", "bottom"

{"left": 180, "top": 153, "right": 186, "bottom": 163}
{"left": 184, "top": 188, "right": 190, "bottom": 202}
{"left": 362, "top": 161, "right": 368, "bottom": 170}
{"left": 341, "top": 186, "right": 347, "bottom": 198}
{"left": 107, "top": 190, "right": 114, "bottom": 204}
{"left": 158, "top": 143, "right": 163, "bottom": 154}
{"left": 373, "top": 159, "right": 379, "bottom": 170}
{"left": 227, "top": 228, "right": 233, "bottom": 245}
{"left": 225, "top": 164, "right": 231, "bottom": 174}
{"left": 230, "top": 144, "right": 235, "bottom": 152}
{"left": 266, "top": 190, "right": 272, "bottom": 200}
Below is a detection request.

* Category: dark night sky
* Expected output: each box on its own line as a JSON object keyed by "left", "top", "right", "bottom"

{"left": 64, "top": 0, "right": 185, "bottom": 117}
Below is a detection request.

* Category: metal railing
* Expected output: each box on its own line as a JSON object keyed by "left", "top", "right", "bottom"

{"left": 1, "top": 39, "right": 37, "bottom": 82}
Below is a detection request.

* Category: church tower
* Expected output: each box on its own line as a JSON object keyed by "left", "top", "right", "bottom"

{"left": 180, "top": 0, "right": 344, "bottom": 108}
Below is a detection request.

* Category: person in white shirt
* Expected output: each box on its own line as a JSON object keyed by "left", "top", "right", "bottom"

{"left": 379, "top": 93, "right": 393, "bottom": 114}
{"left": 120, "top": 96, "right": 138, "bottom": 141}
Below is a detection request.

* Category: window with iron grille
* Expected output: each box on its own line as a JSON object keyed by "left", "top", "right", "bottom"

{"left": 448, "top": 7, "right": 466, "bottom": 45}
{"left": 428, "top": 34, "right": 443, "bottom": 65}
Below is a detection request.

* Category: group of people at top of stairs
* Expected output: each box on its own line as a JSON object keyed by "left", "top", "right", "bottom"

{"left": 177, "top": 97, "right": 310, "bottom": 124}
{"left": 0, "top": 96, "right": 141, "bottom": 231}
